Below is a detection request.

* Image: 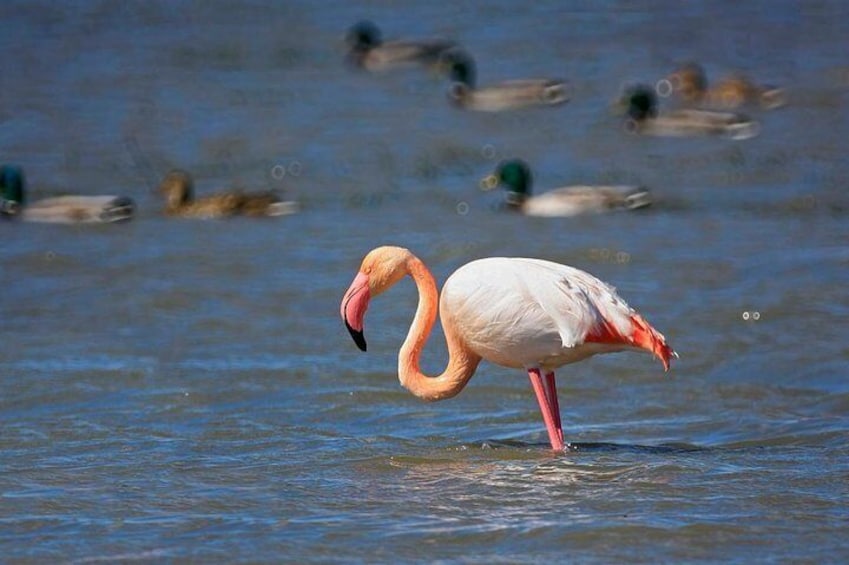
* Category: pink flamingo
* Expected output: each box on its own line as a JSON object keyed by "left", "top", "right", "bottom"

{"left": 340, "top": 246, "right": 676, "bottom": 451}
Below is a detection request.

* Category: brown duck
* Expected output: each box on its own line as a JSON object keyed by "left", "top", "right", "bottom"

{"left": 658, "top": 62, "right": 785, "bottom": 110}
{"left": 158, "top": 169, "right": 297, "bottom": 218}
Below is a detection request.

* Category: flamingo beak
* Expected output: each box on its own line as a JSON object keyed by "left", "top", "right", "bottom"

{"left": 341, "top": 272, "right": 370, "bottom": 352}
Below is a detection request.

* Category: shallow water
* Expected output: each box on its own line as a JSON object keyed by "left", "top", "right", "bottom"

{"left": 2, "top": 1, "right": 848, "bottom": 563}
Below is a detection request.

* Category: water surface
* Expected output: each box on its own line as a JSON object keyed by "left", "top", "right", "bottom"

{"left": 1, "top": 1, "right": 848, "bottom": 562}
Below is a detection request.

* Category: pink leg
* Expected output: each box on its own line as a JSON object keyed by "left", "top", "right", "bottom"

{"left": 544, "top": 372, "right": 563, "bottom": 445}
{"left": 528, "top": 368, "right": 565, "bottom": 451}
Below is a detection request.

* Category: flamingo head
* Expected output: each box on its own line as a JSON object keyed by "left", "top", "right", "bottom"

{"left": 341, "top": 246, "right": 413, "bottom": 352}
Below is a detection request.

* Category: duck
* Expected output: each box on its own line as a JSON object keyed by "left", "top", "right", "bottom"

{"left": 345, "top": 20, "right": 457, "bottom": 72}
{"left": 442, "top": 49, "right": 569, "bottom": 112}
{"left": 0, "top": 165, "right": 134, "bottom": 224}
{"left": 481, "top": 159, "right": 651, "bottom": 217}
{"left": 157, "top": 169, "right": 297, "bottom": 219}
{"left": 622, "top": 84, "right": 759, "bottom": 140}
{"left": 657, "top": 62, "right": 786, "bottom": 110}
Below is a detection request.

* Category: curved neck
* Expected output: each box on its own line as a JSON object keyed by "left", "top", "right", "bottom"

{"left": 398, "top": 256, "right": 482, "bottom": 401}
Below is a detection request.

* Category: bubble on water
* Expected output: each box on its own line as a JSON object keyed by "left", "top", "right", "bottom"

{"left": 481, "top": 144, "right": 497, "bottom": 160}
{"left": 271, "top": 165, "right": 286, "bottom": 179}
{"left": 456, "top": 201, "right": 470, "bottom": 216}
{"left": 287, "top": 160, "right": 303, "bottom": 177}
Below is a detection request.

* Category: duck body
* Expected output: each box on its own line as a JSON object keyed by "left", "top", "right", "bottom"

{"left": 624, "top": 85, "right": 759, "bottom": 140}
{"left": 21, "top": 195, "right": 134, "bottom": 224}
{"left": 629, "top": 108, "right": 760, "bottom": 139}
{"left": 660, "top": 62, "right": 786, "bottom": 110}
{"left": 450, "top": 80, "right": 569, "bottom": 112}
{"left": 345, "top": 21, "right": 456, "bottom": 72}
{"left": 482, "top": 159, "right": 651, "bottom": 217}
{"left": 0, "top": 165, "right": 134, "bottom": 224}
{"left": 158, "top": 169, "right": 297, "bottom": 219}
{"left": 519, "top": 185, "right": 652, "bottom": 217}
{"left": 444, "top": 50, "right": 568, "bottom": 111}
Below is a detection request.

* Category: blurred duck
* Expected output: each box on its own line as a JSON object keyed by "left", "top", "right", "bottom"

{"left": 443, "top": 50, "right": 569, "bottom": 112}
{"left": 623, "top": 85, "right": 759, "bottom": 140}
{"left": 0, "top": 165, "right": 134, "bottom": 224}
{"left": 345, "top": 20, "right": 457, "bottom": 72}
{"left": 158, "top": 169, "right": 297, "bottom": 219}
{"left": 658, "top": 62, "right": 786, "bottom": 110}
{"left": 481, "top": 159, "right": 651, "bottom": 217}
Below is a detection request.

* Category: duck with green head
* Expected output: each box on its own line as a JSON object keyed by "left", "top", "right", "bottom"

{"left": 657, "top": 62, "right": 786, "bottom": 110}
{"left": 345, "top": 20, "right": 457, "bottom": 72}
{"left": 0, "top": 165, "right": 134, "bottom": 223}
{"left": 443, "top": 50, "right": 569, "bottom": 112}
{"left": 481, "top": 159, "right": 651, "bottom": 217}
{"left": 158, "top": 169, "right": 297, "bottom": 219}
{"left": 622, "top": 84, "right": 759, "bottom": 140}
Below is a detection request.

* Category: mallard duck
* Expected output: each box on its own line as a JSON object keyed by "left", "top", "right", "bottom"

{"left": 623, "top": 85, "right": 759, "bottom": 140}
{"left": 481, "top": 159, "right": 651, "bottom": 217}
{"left": 157, "top": 169, "right": 297, "bottom": 219}
{"left": 658, "top": 62, "right": 786, "bottom": 110}
{"left": 0, "top": 165, "right": 134, "bottom": 224}
{"left": 442, "top": 50, "right": 569, "bottom": 112}
{"left": 345, "top": 20, "right": 457, "bottom": 72}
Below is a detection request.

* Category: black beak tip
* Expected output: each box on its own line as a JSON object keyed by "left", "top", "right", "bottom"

{"left": 346, "top": 322, "right": 367, "bottom": 352}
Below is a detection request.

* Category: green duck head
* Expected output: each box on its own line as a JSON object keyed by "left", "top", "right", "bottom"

{"left": 0, "top": 165, "right": 25, "bottom": 216}
{"left": 481, "top": 159, "right": 532, "bottom": 209}
{"left": 626, "top": 85, "right": 659, "bottom": 122}
{"left": 443, "top": 49, "right": 477, "bottom": 88}
{"left": 346, "top": 21, "right": 382, "bottom": 51}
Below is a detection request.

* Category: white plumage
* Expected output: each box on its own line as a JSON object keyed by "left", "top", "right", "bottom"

{"left": 441, "top": 257, "right": 640, "bottom": 371}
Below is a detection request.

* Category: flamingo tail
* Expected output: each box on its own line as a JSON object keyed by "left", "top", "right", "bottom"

{"left": 629, "top": 314, "right": 676, "bottom": 371}
{"left": 587, "top": 313, "right": 677, "bottom": 371}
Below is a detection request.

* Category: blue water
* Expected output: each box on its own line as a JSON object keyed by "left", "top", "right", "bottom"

{"left": 1, "top": 1, "right": 848, "bottom": 563}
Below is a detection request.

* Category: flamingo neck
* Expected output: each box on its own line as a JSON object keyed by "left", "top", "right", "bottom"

{"left": 398, "top": 256, "right": 482, "bottom": 402}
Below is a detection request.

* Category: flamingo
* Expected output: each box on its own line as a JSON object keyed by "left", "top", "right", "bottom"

{"left": 340, "top": 246, "right": 676, "bottom": 451}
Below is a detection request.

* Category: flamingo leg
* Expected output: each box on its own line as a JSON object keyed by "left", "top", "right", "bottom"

{"left": 544, "top": 372, "right": 563, "bottom": 445}
{"left": 528, "top": 368, "right": 565, "bottom": 451}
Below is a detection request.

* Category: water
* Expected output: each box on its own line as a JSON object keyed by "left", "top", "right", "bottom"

{"left": 1, "top": 1, "right": 848, "bottom": 562}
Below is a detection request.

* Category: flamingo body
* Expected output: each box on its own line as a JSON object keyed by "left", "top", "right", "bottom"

{"left": 341, "top": 246, "right": 675, "bottom": 451}
{"left": 441, "top": 257, "right": 654, "bottom": 371}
